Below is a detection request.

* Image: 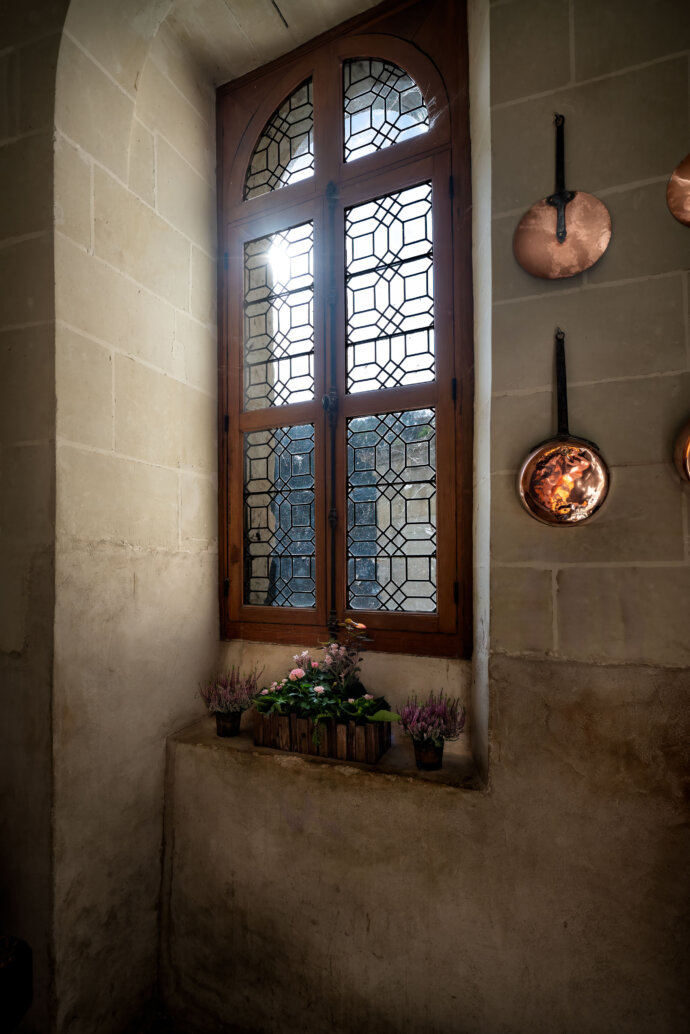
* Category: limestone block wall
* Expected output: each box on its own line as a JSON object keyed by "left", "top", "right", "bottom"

{"left": 52, "top": 7, "right": 219, "bottom": 1029}
{"left": 0, "top": 5, "right": 67, "bottom": 1031}
{"left": 489, "top": 0, "right": 690, "bottom": 666}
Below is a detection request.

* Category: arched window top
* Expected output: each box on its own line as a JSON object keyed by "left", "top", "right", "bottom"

{"left": 343, "top": 58, "right": 429, "bottom": 163}
{"left": 244, "top": 78, "right": 314, "bottom": 201}
{"left": 220, "top": 0, "right": 472, "bottom": 657}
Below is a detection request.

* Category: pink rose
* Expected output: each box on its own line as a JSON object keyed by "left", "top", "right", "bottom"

{"left": 314, "top": 686, "right": 325, "bottom": 695}
{"left": 348, "top": 698, "right": 355, "bottom": 704}
{"left": 323, "top": 655, "right": 333, "bottom": 666}
{"left": 289, "top": 668, "right": 305, "bottom": 680}
{"left": 364, "top": 694, "right": 374, "bottom": 700}
{"left": 260, "top": 689, "right": 269, "bottom": 695}
{"left": 311, "top": 661, "right": 319, "bottom": 668}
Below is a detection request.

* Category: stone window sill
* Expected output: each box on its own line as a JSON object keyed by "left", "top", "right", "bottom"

{"left": 171, "top": 717, "right": 483, "bottom": 792}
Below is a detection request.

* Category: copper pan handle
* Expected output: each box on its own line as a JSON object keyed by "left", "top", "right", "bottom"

{"left": 555, "top": 328, "right": 569, "bottom": 436}
{"left": 547, "top": 114, "right": 575, "bottom": 242}
{"left": 554, "top": 113, "right": 566, "bottom": 193}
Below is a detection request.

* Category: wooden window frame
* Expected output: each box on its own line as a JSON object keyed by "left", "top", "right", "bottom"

{"left": 217, "top": 0, "right": 473, "bottom": 658}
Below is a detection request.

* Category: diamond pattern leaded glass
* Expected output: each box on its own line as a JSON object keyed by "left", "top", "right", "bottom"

{"left": 244, "top": 79, "right": 314, "bottom": 200}
{"left": 244, "top": 222, "right": 314, "bottom": 410}
{"left": 343, "top": 58, "right": 429, "bottom": 164}
{"left": 244, "top": 424, "right": 316, "bottom": 608}
{"left": 345, "top": 182, "right": 434, "bottom": 393}
{"left": 347, "top": 409, "right": 436, "bottom": 612}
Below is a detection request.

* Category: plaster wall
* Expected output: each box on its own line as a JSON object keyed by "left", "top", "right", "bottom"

{"left": 0, "top": 4, "right": 68, "bottom": 1030}
{"left": 165, "top": 653, "right": 688, "bottom": 1034}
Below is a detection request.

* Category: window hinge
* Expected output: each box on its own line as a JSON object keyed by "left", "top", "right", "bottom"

{"left": 223, "top": 578, "right": 230, "bottom": 597}
{"left": 223, "top": 251, "right": 229, "bottom": 270}
{"left": 223, "top": 413, "right": 229, "bottom": 432}
{"left": 453, "top": 581, "right": 459, "bottom": 605}
{"left": 452, "top": 377, "right": 457, "bottom": 403}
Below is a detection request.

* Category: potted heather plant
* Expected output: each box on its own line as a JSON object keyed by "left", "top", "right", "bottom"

{"left": 400, "top": 690, "right": 466, "bottom": 771}
{"left": 199, "top": 667, "right": 263, "bottom": 737}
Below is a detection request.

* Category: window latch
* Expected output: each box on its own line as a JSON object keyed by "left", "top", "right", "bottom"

{"left": 322, "top": 390, "right": 338, "bottom": 426}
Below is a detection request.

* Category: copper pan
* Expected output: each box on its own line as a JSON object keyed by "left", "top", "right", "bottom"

{"left": 518, "top": 329, "right": 609, "bottom": 526}
{"left": 673, "top": 418, "right": 690, "bottom": 482}
{"left": 514, "top": 114, "right": 612, "bottom": 279}
{"left": 667, "top": 153, "right": 690, "bottom": 226}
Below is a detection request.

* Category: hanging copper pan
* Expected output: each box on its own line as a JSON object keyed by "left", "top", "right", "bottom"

{"left": 513, "top": 114, "right": 612, "bottom": 279}
{"left": 518, "top": 329, "right": 610, "bottom": 526}
{"left": 673, "top": 418, "right": 690, "bottom": 482}
{"left": 667, "top": 152, "right": 690, "bottom": 226}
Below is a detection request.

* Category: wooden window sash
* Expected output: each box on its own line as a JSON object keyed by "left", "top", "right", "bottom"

{"left": 218, "top": 0, "right": 472, "bottom": 657}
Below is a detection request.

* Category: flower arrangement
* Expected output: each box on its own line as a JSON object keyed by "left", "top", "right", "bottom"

{"left": 399, "top": 690, "right": 466, "bottom": 747}
{"left": 199, "top": 667, "right": 263, "bottom": 714}
{"left": 254, "top": 621, "right": 394, "bottom": 729}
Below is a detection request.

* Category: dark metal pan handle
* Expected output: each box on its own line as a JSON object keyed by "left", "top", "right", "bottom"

{"left": 555, "top": 328, "right": 569, "bottom": 436}
{"left": 547, "top": 114, "right": 575, "bottom": 242}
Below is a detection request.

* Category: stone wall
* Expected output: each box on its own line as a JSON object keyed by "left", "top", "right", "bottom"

{"left": 0, "top": 4, "right": 68, "bottom": 1030}
{"left": 1, "top": 0, "right": 688, "bottom": 1032}
{"left": 162, "top": 1, "right": 690, "bottom": 1032}
{"left": 52, "top": 4, "right": 219, "bottom": 1029}
{"left": 489, "top": 0, "right": 690, "bottom": 668}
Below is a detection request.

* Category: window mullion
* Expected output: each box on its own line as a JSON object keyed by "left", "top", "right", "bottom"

{"left": 323, "top": 180, "right": 341, "bottom": 637}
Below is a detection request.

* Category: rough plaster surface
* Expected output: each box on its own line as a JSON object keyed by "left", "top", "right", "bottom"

{"left": 163, "top": 656, "right": 690, "bottom": 1034}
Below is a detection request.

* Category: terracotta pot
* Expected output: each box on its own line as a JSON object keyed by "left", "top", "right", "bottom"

{"left": 215, "top": 711, "right": 242, "bottom": 737}
{"left": 413, "top": 739, "right": 444, "bottom": 771}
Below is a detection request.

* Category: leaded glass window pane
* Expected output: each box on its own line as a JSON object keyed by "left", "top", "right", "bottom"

{"left": 244, "top": 79, "right": 314, "bottom": 200}
{"left": 243, "top": 424, "right": 316, "bottom": 608}
{"left": 343, "top": 58, "right": 429, "bottom": 164}
{"left": 243, "top": 222, "right": 314, "bottom": 410}
{"left": 347, "top": 409, "right": 436, "bottom": 612}
{"left": 345, "top": 182, "right": 434, "bottom": 393}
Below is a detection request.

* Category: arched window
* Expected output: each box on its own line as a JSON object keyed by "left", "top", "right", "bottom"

{"left": 217, "top": 0, "right": 472, "bottom": 657}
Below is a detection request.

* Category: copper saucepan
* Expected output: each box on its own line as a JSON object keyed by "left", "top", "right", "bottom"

{"left": 518, "top": 330, "right": 610, "bottom": 526}
{"left": 513, "top": 114, "right": 612, "bottom": 279}
{"left": 667, "top": 152, "right": 690, "bottom": 227}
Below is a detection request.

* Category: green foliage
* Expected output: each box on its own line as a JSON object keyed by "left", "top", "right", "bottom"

{"left": 254, "top": 623, "right": 393, "bottom": 725}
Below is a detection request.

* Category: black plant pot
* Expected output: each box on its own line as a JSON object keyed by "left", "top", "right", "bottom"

{"left": 215, "top": 711, "right": 242, "bottom": 737}
{"left": 413, "top": 740, "right": 444, "bottom": 771}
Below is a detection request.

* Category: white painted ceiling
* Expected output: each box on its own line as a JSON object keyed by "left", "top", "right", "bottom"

{"left": 167, "top": 0, "right": 379, "bottom": 86}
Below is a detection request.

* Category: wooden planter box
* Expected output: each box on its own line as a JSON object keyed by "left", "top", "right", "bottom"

{"left": 253, "top": 712, "right": 392, "bottom": 764}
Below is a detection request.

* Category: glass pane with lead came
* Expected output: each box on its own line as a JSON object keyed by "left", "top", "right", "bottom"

{"left": 347, "top": 409, "right": 436, "bottom": 612}
{"left": 343, "top": 58, "right": 429, "bottom": 163}
{"left": 243, "top": 222, "right": 314, "bottom": 410}
{"left": 243, "top": 424, "right": 316, "bottom": 608}
{"left": 244, "top": 79, "right": 314, "bottom": 200}
{"left": 345, "top": 182, "right": 434, "bottom": 393}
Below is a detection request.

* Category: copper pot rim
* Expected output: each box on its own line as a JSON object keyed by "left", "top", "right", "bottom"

{"left": 673, "top": 418, "right": 690, "bottom": 482}
{"left": 517, "top": 434, "right": 611, "bottom": 527}
{"left": 666, "top": 152, "right": 690, "bottom": 227}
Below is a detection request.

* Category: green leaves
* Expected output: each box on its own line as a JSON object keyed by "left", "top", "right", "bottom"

{"left": 368, "top": 709, "right": 401, "bottom": 722}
